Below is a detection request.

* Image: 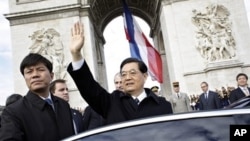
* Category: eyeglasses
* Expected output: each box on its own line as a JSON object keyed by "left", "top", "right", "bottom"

{"left": 201, "top": 85, "right": 207, "bottom": 88}
{"left": 121, "top": 69, "right": 140, "bottom": 78}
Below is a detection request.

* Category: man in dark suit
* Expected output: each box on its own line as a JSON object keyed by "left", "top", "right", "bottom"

{"left": 0, "top": 53, "right": 74, "bottom": 141}
{"left": 50, "top": 79, "right": 84, "bottom": 134}
{"left": 82, "top": 106, "right": 105, "bottom": 131}
{"left": 199, "top": 81, "right": 222, "bottom": 110}
{"left": 67, "top": 22, "right": 173, "bottom": 125}
{"left": 229, "top": 73, "right": 250, "bottom": 103}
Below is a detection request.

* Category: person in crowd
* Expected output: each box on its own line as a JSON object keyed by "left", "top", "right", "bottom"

{"left": 82, "top": 72, "right": 125, "bottom": 130}
{"left": 199, "top": 81, "right": 222, "bottom": 110}
{"left": 114, "top": 72, "right": 123, "bottom": 91}
{"left": 5, "top": 93, "right": 23, "bottom": 106}
{"left": 67, "top": 22, "right": 173, "bottom": 125}
{"left": 227, "top": 86, "right": 235, "bottom": 95}
{"left": 151, "top": 86, "right": 160, "bottom": 96}
{"left": 169, "top": 82, "right": 192, "bottom": 113}
{"left": 0, "top": 53, "right": 74, "bottom": 140}
{"left": 220, "top": 86, "right": 230, "bottom": 107}
{"left": 1, "top": 94, "right": 23, "bottom": 128}
{"left": 190, "top": 94, "right": 200, "bottom": 110}
{"left": 229, "top": 73, "right": 250, "bottom": 103}
{"left": 82, "top": 106, "right": 105, "bottom": 131}
{"left": 49, "top": 79, "right": 84, "bottom": 134}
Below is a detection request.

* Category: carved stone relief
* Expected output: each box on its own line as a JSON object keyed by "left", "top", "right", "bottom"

{"left": 17, "top": 0, "right": 45, "bottom": 4}
{"left": 28, "top": 28, "right": 67, "bottom": 79}
{"left": 192, "top": 4, "right": 236, "bottom": 62}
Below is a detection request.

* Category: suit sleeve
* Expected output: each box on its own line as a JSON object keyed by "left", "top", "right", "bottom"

{"left": 0, "top": 107, "right": 24, "bottom": 140}
{"left": 229, "top": 90, "right": 237, "bottom": 103}
{"left": 184, "top": 93, "right": 192, "bottom": 111}
{"left": 168, "top": 96, "right": 175, "bottom": 113}
{"left": 88, "top": 108, "right": 104, "bottom": 130}
{"left": 214, "top": 92, "right": 222, "bottom": 109}
{"left": 67, "top": 62, "right": 111, "bottom": 118}
{"left": 199, "top": 96, "right": 203, "bottom": 110}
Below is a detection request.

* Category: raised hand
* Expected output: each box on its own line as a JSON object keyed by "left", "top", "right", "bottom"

{"left": 70, "top": 21, "right": 85, "bottom": 61}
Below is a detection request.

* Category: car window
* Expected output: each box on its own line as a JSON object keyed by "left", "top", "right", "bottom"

{"left": 75, "top": 114, "right": 249, "bottom": 141}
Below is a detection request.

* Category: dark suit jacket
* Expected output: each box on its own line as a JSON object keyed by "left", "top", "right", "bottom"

{"left": 229, "top": 87, "right": 250, "bottom": 103}
{"left": 0, "top": 91, "right": 74, "bottom": 141}
{"left": 199, "top": 91, "right": 222, "bottom": 110}
{"left": 67, "top": 62, "right": 173, "bottom": 125}
{"left": 82, "top": 106, "right": 105, "bottom": 131}
{"left": 71, "top": 108, "right": 84, "bottom": 134}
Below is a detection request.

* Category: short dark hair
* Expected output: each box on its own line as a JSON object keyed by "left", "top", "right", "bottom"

{"left": 201, "top": 81, "right": 208, "bottom": 86}
{"left": 20, "top": 53, "right": 53, "bottom": 76}
{"left": 120, "top": 57, "right": 148, "bottom": 73}
{"left": 49, "top": 79, "right": 66, "bottom": 94}
{"left": 236, "top": 73, "right": 248, "bottom": 81}
{"left": 6, "top": 94, "right": 23, "bottom": 106}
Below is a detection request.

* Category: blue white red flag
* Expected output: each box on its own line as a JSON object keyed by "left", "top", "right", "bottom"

{"left": 122, "top": 0, "right": 163, "bottom": 83}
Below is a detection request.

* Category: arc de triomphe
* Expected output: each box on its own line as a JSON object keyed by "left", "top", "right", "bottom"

{"left": 5, "top": 0, "right": 250, "bottom": 108}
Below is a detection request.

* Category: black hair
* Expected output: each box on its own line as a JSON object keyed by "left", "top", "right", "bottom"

{"left": 6, "top": 94, "right": 23, "bottom": 106}
{"left": 201, "top": 81, "right": 208, "bottom": 86}
{"left": 236, "top": 73, "right": 248, "bottom": 81}
{"left": 20, "top": 53, "right": 53, "bottom": 76}
{"left": 120, "top": 57, "right": 147, "bottom": 73}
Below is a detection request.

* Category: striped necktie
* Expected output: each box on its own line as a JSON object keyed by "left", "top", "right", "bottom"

{"left": 205, "top": 93, "right": 208, "bottom": 99}
{"left": 243, "top": 88, "right": 250, "bottom": 96}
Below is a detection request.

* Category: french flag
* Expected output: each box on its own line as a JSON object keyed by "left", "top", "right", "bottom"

{"left": 122, "top": 0, "right": 163, "bottom": 83}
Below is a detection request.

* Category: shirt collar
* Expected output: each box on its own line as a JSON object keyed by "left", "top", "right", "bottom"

{"left": 39, "top": 93, "right": 52, "bottom": 100}
{"left": 132, "top": 90, "right": 147, "bottom": 102}
{"left": 120, "top": 88, "right": 160, "bottom": 104}
{"left": 239, "top": 86, "right": 247, "bottom": 90}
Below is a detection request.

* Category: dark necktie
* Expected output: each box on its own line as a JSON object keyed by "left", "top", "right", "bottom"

{"left": 45, "top": 98, "right": 54, "bottom": 110}
{"left": 134, "top": 98, "right": 140, "bottom": 105}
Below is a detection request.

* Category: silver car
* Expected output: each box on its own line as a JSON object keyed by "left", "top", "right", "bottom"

{"left": 62, "top": 97, "right": 250, "bottom": 141}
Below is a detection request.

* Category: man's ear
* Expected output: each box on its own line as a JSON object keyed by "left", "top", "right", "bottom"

{"left": 143, "top": 72, "right": 148, "bottom": 81}
{"left": 50, "top": 72, "right": 54, "bottom": 80}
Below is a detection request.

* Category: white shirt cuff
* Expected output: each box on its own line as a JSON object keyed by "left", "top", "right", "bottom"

{"left": 72, "top": 59, "right": 84, "bottom": 71}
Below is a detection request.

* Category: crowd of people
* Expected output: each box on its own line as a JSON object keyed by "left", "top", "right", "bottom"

{"left": 0, "top": 21, "right": 249, "bottom": 140}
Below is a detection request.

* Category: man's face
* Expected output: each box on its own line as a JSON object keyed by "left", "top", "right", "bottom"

{"left": 237, "top": 75, "right": 248, "bottom": 87}
{"left": 114, "top": 75, "right": 123, "bottom": 91}
{"left": 121, "top": 62, "right": 147, "bottom": 96}
{"left": 173, "top": 87, "right": 180, "bottom": 93}
{"left": 23, "top": 63, "right": 53, "bottom": 94}
{"left": 200, "top": 83, "right": 208, "bottom": 92}
{"left": 53, "top": 82, "right": 69, "bottom": 102}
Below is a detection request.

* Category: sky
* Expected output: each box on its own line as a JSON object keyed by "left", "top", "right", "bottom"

{"left": 0, "top": 0, "right": 14, "bottom": 105}
{"left": 0, "top": 0, "right": 159, "bottom": 105}
{"left": 1, "top": 1, "right": 250, "bottom": 105}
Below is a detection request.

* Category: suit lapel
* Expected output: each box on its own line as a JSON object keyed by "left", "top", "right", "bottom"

{"left": 238, "top": 87, "right": 246, "bottom": 97}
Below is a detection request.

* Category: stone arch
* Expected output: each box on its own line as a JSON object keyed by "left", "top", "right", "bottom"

{"left": 6, "top": 0, "right": 250, "bottom": 108}
{"left": 89, "top": 0, "right": 160, "bottom": 41}
{"left": 99, "top": 7, "right": 153, "bottom": 34}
